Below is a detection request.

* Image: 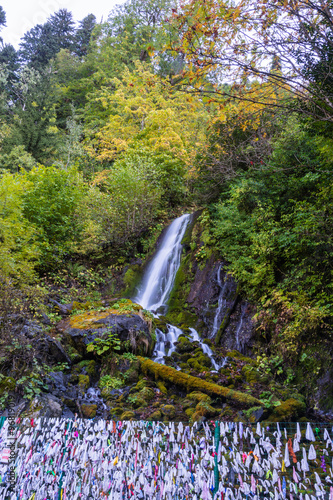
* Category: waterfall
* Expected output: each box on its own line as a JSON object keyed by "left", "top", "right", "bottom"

{"left": 210, "top": 263, "right": 227, "bottom": 339}
{"left": 133, "top": 214, "right": 191, "bottom": 314}
{"left": 235, "top": 303, "right": 247, "bottom": 352}
{"left": 134, "top": 213, "right": 223, "bottom": 371}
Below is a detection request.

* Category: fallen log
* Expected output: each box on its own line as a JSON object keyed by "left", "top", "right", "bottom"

{"left": 138, "top": 356, "right": 263, "bottom": 409}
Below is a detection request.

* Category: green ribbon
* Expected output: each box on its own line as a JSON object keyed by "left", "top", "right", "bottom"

{"left": 213, "top": 421, "right": 220, "bottom": 498}
{"left": 58, "top": 471, "right": 64, "bottom": 500}
{"left": 0, "top": 416, "right": 6, "bottom": 431}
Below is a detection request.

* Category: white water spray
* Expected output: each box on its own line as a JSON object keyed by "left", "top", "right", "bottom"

{"left": 134, "top": 214, "right": 191, "bottom": 313}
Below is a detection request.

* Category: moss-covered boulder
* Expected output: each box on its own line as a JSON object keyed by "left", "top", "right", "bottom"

{"left": 267, "top": 398, "right": 306, "bottom": 422}
{"left": 195, "top": 401, "right": 220, "bottom": 417}
{"left": 81, "top": 404, "right": 97, "bottom": 418}
{"left": 185, "top": 408, "right": 195, "bottom": 418}
{"left": 138, "top": 387, "right": 155, "bottom": 402}
{"left": 127, "top": 393, "right": 146, "bottom": 408}
{"left": 58, "top": 305, "right": 154, "bottom": 357}
{"left": 121, "top": 410, "right": 135, "bottom": 420}
{"left": 242, "top": 365, "right": 271, "bottom": 385}
{"left": 161, "top": 405, "right": 176, "bottom": 418}
{"left": 188, "top": 392, "right": 211, "bottom": 403}
{"left": 78, "top": 374, "right": 90, "bottom": 393}
{"left": 157, "top": 381, "right": 168, "bottom": 395}
{"left": 148, "top": 410, "right": 162, "bottom": 421}
{"left": 227, "top": 351, "right": 257, "bottom": 365}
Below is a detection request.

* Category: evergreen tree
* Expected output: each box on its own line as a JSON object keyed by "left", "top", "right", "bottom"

{"left": 0, "top": 44, "right": 20, "bottom": 99}
{"left": 73, "top": 14, "right": 96, "bottom": 58}
{"left": 0, "top": 6, "right": 6, "bottom": 44}
{"left": 19, "top": 9, "right": 75, "bottom": 69}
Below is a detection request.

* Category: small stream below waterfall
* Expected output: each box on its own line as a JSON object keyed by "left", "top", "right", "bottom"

{"left": 133, "top": 214, "right": 225, "bottom": 372}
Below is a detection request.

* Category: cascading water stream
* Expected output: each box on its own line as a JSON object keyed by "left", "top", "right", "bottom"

{"left": 210, "top": 263, "right": 227, "bottom": 339}
{"left": 235, "top": 303, "right": 247, "bottom": 352}
{"left": 134, "top": 214, "right": 191, "bottom": 314}
{"left": 133, "top": 214, "right": 223, "bottom": 371}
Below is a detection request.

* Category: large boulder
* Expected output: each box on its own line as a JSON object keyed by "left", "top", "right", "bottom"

{"left": 57, "top": 309, "right": 154, "bottom": 357}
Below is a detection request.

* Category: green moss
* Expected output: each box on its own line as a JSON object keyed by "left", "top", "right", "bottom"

{"left": 108, "top": 406, "right": 124, "bottom": 416}
{"left": 85, "top": 360, "right": 96, "bottom": 376}
{"left": 188, "top": 391, "right": 212, "bottom": 403}
{"left": 128, "top": 394, "right": 146, "bottom": 408}
{"left": 185, "top": 408, "right": 195, "bottom": 418}
{"left": 122, "top": 266, "right": 143, "bottom": 297}
{"left": 196, "top": 354, "right": 212, "bottom": 368}
{"left": 68, "top": 301, "right": 143, "bottom": 330}
{"left": 195, "top": 401, "right": 220, "bottom": 417}
{"left": 227, "top": 350, "right": 256, "bottom": 365}
{"left": 161, "top": 405, "right": 176, "bottom": 418}
{"left": 65, "top": 344, "right": 82, "bottom": 362}
{"left": 81, "top": 404, "right": 97, "bottom": 418}
{"left": 267, "top": 398, "right": 306, "bottom": 422}
{"left": 0, "top": 376, "right": 16, "bottom": 395}
{"left": 242, "top": 365, "right": 270, "bottom": 385}
{"left": 138, "top": 356, "right": 263, "bottom": 408}
{"left": 148, "top": 410, "right": 162, "bottom": 421}
{"left": 157, "top": 381, "right": 168, "bottom": 395}
{"left": 78, "top": 374, "right": 90, "bottom": 393}
{"left": 120, "top": 410, "right": 135, "bottom": 420}
{"left": 187, "top": 358, "right": 206, "bottom": 372}
{"left": 138, "top": 387, "right": 155, "bottom": 402}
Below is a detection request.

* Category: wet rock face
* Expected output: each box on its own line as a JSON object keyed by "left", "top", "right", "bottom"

{"left": 187, "top": 260, "right": 256, "bottom": 356}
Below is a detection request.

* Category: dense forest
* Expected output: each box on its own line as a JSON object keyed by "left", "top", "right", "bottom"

{"left": 0, "top": 0, "right": 332, "bottom": 419}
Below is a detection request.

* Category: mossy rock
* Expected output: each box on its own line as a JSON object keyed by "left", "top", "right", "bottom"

{"left": 195, "top": 401, "right": 220, "bottom": 417}
{"left": 138, "top": 387, "right": 155, "bottom": 402}
{"left": 135, "top": 379, "right": 155, "bottom": 391}
{"left": 129, "top": 394, "right": 146, "bottom": 408}
{"left": 185, "top": 408, "right": 195, "bottom": 418}
{"left": 181, "top": 399, "right": 195, "bottom": 409}
{"left": 71, "top": 300, "right": 103, "bottom": 312}
{"left": 220, "top": 406, "right": 234, "bottom": 418}
{"left": 148, "top": 410, "right": 162, "bottom": 421}
{"left": 157, "top": 381, "right": 168, "bottom": 395}
{"left": 81, "top": 404, "right": 97, "bottom": 418}
{"left": 188, "top": 392, "right": 212, "bottom": 403}
{"left": 123, "top": 266, "right": 141, "bottom": 295}
{"left": 190, "top": 411, "right": 206, "bottom": 423}
{"left": 242, "top": 365, "right": 270, "bottom": 385}
{"left": 0, "top": 376, "right": 16, "bottom": 395}
{"left": 243, "top": 406, "right": 268, "bottom": 423}
{"left": 108, "top": 406, "right": 124, "bottom": 416}
{"left": 65, "top": 345, "right": 82, "bottom": 363}
{"left": 120, "top": 410, "right": 135, "bottom": 420}
{"left": 135, "top": 379, "right": 148, "bottom": 391}
{"left": 123, "top": 361, "right": 140, "bottom": 384}
{"left": 161, "top": 405, "right": 176, "bottom": 418}
{"left": 196, "top": 354, "right": 212, "bottom": 369}
{"left": 177, "top": 339, "right": 196, "bottom": 354}
{"left": 74, "top": 360, "right": 96, "bottom": 375}
{"left": 227, "top": 350, "right": 256, "bottom": 365}
{"left": 187, "top": 358, "right": 206, "bottom": 373}
{"left": 100, "top": 386, "right": 117, "bottom": 399}
{"left": 78, "top": 374, "right": 90, "bottom": 393}
{"left": 267, "top": 398, "right": 306, "bottom": 422}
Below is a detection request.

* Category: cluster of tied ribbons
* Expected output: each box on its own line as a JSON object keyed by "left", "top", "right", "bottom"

{"left": 0, "top": 418, "right": 333, "bottom": 500}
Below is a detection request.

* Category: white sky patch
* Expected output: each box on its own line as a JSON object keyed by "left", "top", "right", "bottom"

{"left": 0, "top": 0, "right": 124, "bottom": 49}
